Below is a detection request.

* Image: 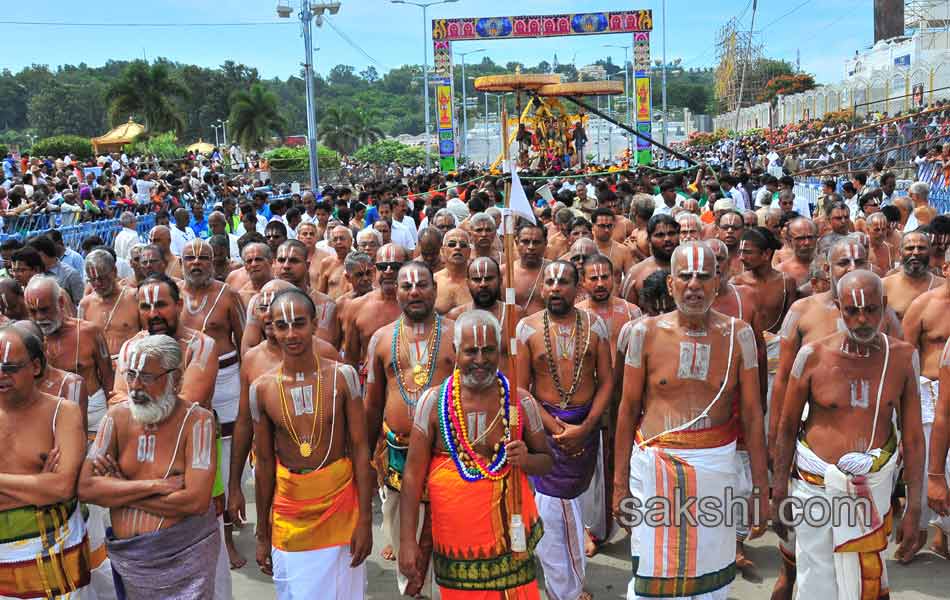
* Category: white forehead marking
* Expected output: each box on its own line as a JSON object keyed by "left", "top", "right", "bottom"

{"left": 474, "top": 260, "right": 488, "bottom": 278}
{"left": 845, "top": 243, "right": 858, "bottom": 261}
{"left": 89, "top": 266, "right": 99, "bottom": 279}
{"left": 592, "top": 264, "right": 609, "bottom": 278}
{"left": 554, "top": 263, "right": 566, "bottom": 281}
{"left": 384, "top": 246, "right": 396, "bottom": 262}
{"left": 738, "top": 240, "right": 749, "bottom": 252}
{"left": 280, "top": 302, "right": 289, "bottom": 324}
{"left": 289, "top": 302, "right": 296, "bottom": 322}
{"left": 2, "top": 341, "right": 10, "bottom": 363}
{"left": 408, "top": 269, "right": 420, "bottom": 285}
{"left": 851, "top": 288, "right": 866, "bottom": 308}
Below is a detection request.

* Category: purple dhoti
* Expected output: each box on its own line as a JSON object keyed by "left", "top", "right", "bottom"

{"left": 530, "top": 402, "right": 599, "bottom": 499}
{"left": 107, "top": 506, "right": 220, "bottom": 600}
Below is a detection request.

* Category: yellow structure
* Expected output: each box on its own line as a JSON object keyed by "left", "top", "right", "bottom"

{"left": 91, "top": 118, "right": 145, "bottom": 155}
{"left": 186, "top": 140, "right": 215, "bottom": 155}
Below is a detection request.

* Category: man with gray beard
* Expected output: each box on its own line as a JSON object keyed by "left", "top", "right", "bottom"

{"left": 883, "top": 230, "right": 945, "bottom": 320}
{"left": 80, "top": 334, "right": 220, "bottom": 599}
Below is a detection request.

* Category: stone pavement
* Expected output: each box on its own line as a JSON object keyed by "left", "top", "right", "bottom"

{"left": 228, "top": 482, "right": 950, "bottom": 599}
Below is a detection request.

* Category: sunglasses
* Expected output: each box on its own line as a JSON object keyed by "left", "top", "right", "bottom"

{"left": 124, "top": 368, "right": 175, "bottom": 385}
{"left": 0, "top": 362, "right": 28, "bottom": 375}
{"left": 445, "top": 241, "right": 469, "bottom": 249}
{"left": 375, "top": 262, "right": 404, "bottom": 272}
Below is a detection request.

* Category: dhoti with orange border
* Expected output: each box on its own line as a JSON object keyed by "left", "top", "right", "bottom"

{"left": 270, "top": 457, "right": 365, "bottom": 600}
{"left": 791, "top": 433, "right": 898, "bottom": 600}
{"left": 627, "top": 421, "right": 740, "bottom": 599}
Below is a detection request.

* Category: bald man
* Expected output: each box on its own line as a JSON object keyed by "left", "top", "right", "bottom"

{"left": 317, "top": 225, "right": 354, "bottom": 300}
{"left": 773, "top": 270, "right": 922, "bottom": 594}
{"left": 80, "top": 249, "right": 140, "bottom": 365}
{"left": 777, "top": 218, "right": 819, "bottom": 287}
{"left": 883, "top": 231, "right": 944, "bottom": 320}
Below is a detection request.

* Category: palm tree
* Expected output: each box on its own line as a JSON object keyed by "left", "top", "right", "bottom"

{"left": 319, "top": 105, "right": 384, "bottom": 155}
{"left": 107, "top": 61, "right": 188, "bottom": 134}
{"left": 228, "top": 83, "right": 287, "bottom": 151}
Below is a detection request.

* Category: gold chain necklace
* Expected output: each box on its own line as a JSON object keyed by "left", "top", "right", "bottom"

{"left": 395, "top": 315, "right": 439, "bottom": 391}
{"left": 542, "top": 309, "right": 591, "bottom": 408}
{"left": 277, "top": 356, "right": 323, "bottom": 458}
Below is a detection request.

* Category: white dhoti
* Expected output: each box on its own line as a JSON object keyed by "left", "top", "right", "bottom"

{"left": 86, "top": 503, "right": 117, "bottom": 600}
{"left": 918, "top": 377, "right": 950, "bottom": 532}
{"left": 735, "top": 449, "right": 753, "bottom": 541}
{"left": 628, "top": 436, "right": 738, "bottom": 600}
{"left": 580, "top": 429, "right": 610, "bottom": 542}
{"left": 212, "top": 353, "right": 241, "bottom": 506}
{"left": 87, "top": 388, "right": 108, "bottom": 434}
{"left": 214, "top": 516, "right": 233, "bottom": 600}
{"left": 535, "top": 492, "right": 586, "bottom": 600}
{"left": 792, "top": 437, "right": 898, "bottom": 600}
{"left": 380, "top": 487, "right": 438, "bottom": 598}
{"left": 271, "top": 545, "right": 365, "bottom": 600}
{"left": 764, "top": 332, "right": 780, "bottom": 439}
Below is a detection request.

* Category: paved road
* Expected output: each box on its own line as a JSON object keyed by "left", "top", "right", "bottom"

{"left": 228, "top": 482, "right": 950, "bottom": 599}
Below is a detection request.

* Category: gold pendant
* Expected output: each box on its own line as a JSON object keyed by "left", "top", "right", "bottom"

{"left": 412, "top": 364, "right": 427, "bottom": 386}
{"left": 299, "top": 442, "right": 312, "bottom": 458}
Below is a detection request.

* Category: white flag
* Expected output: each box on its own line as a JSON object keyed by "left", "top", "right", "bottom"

{"left": 508, "top": 163, "right": 537, "bottom": 225}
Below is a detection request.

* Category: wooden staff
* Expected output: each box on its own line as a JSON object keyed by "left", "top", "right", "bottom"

{"left": 500, "top": 107, "right": 527, "bottom": 556}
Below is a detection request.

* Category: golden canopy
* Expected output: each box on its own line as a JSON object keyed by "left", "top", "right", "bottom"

{"left": 186, "top": 139, "right": 215, "bottom": 154}
{"left": 536, "top": 80, "right": 625, "bottom": 97}
{"left": 473, "top": 74, "right": 560, "bottom": 92}
{"left": 91, "top": 118, "right": 145, "bottom": 154}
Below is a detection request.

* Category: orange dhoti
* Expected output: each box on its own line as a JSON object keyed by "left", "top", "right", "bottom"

{"left": 427, "top": 453, "right": 543, "bottom": 599}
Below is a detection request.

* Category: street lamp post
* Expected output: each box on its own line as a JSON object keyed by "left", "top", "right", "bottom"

{"left": 604, "top": 43, "right": 632, "bottom": 152}
{"left": 391, "top": 0, "right": 458, "bottom": 172}
{"left": 211, "top": 123, "right": 221, "bottom": 147}
{"left": 277, "top": 1, "right": 341, "bottom": 192}
{"left": 456, "top": 48, "right": 485, "bottom": 166}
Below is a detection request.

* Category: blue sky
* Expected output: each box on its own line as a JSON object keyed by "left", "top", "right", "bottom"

{"left": 1, "top": 0, "right": 870, "bottom": 84}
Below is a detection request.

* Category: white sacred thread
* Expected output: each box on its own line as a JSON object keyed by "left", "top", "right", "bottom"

{"left": 136, "top": 434, "right": 156, "bottom": 463}
{"left": 191, "top": 419, "right": 213, "bottom": 470}
{"left": 849, "top": 379, "right": 870, "bottom": 408}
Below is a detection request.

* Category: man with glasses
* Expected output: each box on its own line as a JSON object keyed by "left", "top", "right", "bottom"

{"left": 777, "top": 217, "right": 819, "bottom": 286}
{"left": 511, "top": 222, "right": 549, "bottom": 316}
{"left": 716, "top": 209, "right": 747, "bottom": 277}
{"left": 591, "top": 208, "right": 634, "bottom": 287}
{"left": 80, "top": 249, "right": 140, "bottom": 366}
{"left": 264, "top": 221, "right": 289, "bottom": 258}
{"left": 0, "top": 326, "right": 92, "bottom": 599}
{"left": 356, "top": 228, "right": 383, "bottom": 259}
{"left": 433, "top": 228, "right": 472, "bottom": 315}
{"left": 342, "top": 244, "right": 408, "bottom": 372}
{"left": 622, "top": 214, "right": 681, "bottom": 304}
{"left": 81, "top": 334, "right": 221, "bottom": 598}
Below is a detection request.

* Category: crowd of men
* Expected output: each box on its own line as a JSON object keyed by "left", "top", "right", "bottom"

{"left": 2, "top": 148, "right": 950, "bottom": 600}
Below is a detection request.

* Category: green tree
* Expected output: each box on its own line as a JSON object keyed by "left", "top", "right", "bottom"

{"left": 319, "top": 105, "right": 384, "bottom": 155}
{"left": 106, "top": 61, "right": 189, "bottom": 133}
{"left": 228, "top": 83, "right": 287, "bottom": 150}
{"left": 31, "top": 135, "right": 93, "bottom": 159}
{"left": 127, "top": 131, "right": 184, "bottom": 159}
{"left": 28, "top": 80, "right": 106, "bottom": 137}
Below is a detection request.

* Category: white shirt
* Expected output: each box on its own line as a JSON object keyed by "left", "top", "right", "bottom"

{"left": 390, "top": 220, "right": 416, "bottom": 250}
{"left": 394, "top": 215, "right": 418, "bottom": 242}
{"left": 113, "top": 227, "right": 140, "bottom": 261}
{"left": 170, "top": 225, "right": 196, "bottom": 257}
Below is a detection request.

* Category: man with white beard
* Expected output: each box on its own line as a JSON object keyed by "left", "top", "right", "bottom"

{"left": 79, "top": 334, "right": 220, "bottom": 598}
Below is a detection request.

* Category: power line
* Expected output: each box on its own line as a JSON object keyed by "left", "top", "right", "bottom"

{"left": 0, "top": 20, "right": 293, "bottom": 27}
{"left": 759, "top": 0, "right": 813, "bottom": 32}
{"left": 323, "top": 18, "right": 387, "bottom": 71}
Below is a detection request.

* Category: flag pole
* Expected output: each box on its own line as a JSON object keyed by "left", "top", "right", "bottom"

{"left": 500, "top": 107, "right": 528, "bottom": 556}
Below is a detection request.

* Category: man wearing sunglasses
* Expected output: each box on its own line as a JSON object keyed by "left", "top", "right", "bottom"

{"left": 80, "top": 334, "right": 220, "bottom": 599}
{"left": 0, "top": 326, "right": 92, "bottom": 600}
{"left": 433, "top": 228, "right": 472, "bottom": 315}
{"left": 342, "top": 244, "right": 408, "bottom": 372}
